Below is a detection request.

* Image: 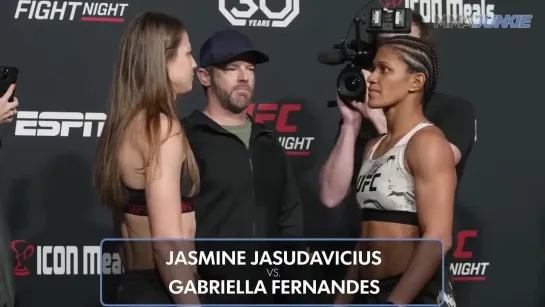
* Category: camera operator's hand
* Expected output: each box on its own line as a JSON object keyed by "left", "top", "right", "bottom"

{"left": 337, "top": 70, "right": 371, "bottom": 129}
{"left": 338, "top": 97, "right": 363, "bottom": 125}
{"left": 0, "top": 84, "right": 18, "bottom": 124}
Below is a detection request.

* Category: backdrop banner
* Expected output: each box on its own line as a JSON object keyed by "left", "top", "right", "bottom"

{"left": 1, "top": 0, "right": 544, "bottom": 306}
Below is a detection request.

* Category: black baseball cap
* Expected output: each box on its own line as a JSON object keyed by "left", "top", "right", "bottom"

{"left": 199, "top": 29, "right": 269, "bottom": 67}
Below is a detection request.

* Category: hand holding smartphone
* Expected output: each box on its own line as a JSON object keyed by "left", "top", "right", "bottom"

{"left": 0, "top": 66, "right": 18, "bottom": 101}
{"left": 0, "top": 66, "right": 19, "bottom": 123}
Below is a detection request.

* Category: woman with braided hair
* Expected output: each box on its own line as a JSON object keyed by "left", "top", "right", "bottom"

{"left": 334, "top": 35, "right": 456, "bottom": 306}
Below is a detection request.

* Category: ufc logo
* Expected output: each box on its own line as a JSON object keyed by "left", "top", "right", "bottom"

{"left": 356, "top": 173, "right": 381, "bottom": 192}
{"left": 453, "top": 230, "right": 478, "bottom": 259}
{"left": 246, "top": 103, "right": 300, "bottom": 133}
{"left": 219, "top": 0, "right": 300, "bottom": 27}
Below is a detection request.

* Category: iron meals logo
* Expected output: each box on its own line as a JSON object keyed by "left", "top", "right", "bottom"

{"left": 219, "top": 0, "right": 300, "bottom": 28}
{"left": 387, "top": 0, "right": 495, "bottom": 21}
{"left": 394, "top": 0, "right": 532, "bottom": 29}
{"left": 247, "top": 103, "right": 313, "bottom": 156}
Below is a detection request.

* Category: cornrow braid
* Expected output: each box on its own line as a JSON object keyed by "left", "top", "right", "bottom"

{"left": 379, "top": 35, "right": 439, "bottom": 103}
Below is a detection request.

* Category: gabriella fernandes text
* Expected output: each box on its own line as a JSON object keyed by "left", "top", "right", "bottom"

{"left": 169, "top": 279, "right": 381, "bottom": 295}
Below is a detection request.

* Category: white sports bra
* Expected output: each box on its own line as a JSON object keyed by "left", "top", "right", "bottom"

{"left": 355, "top": 122, "right": 433, "bottom": 225}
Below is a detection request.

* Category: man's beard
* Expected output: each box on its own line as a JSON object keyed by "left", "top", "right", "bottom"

{"left": 212, "top": 83, "right": 253, "bottom": 114}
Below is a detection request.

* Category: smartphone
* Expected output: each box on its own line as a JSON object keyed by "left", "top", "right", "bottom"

{"left": 0, "top": 66, "right": 18, "bottom": 102}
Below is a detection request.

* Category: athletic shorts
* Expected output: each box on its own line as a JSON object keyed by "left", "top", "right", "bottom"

{"left": 115, "top": 269, "right": 173, "bottom": 304}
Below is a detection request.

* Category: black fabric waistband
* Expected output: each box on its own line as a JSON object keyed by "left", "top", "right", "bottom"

{"left": 121, "top": 268, "right": 160, "bottom": 281}
{"left": 362, "top": 208, "right": 419, "bottom": 226}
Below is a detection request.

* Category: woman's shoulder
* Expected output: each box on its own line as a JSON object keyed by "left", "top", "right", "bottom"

{"left": 410, "top": 124, "right": 445, "bottom": 143}
{"left": 158, "top": 113, "right": 183, "bottom": 138}
{"left": 129, "top": 112, "right": 184, "bottom": 150}
{"left": 406, "top": 125, "right": 452, "bottom": 164}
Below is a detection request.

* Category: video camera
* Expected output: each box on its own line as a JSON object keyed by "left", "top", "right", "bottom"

{"left": 318, "top": 7, "right": 414, "bottom": 103}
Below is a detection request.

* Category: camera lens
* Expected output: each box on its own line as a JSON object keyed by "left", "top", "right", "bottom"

{"left": 344, "top": 76, "right": 362, "bottom": 92}
{"left": 0, "top": 69, "right": 7, "bottom": 80}
{"left": 337, "top": 65, "right": 366, "bottom": 101}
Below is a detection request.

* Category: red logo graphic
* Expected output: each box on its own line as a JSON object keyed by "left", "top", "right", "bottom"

{"left": 246, "top": 103, "right": 301, "bottom": 133}
{"left": 379, "top": 0, "right": 403, "bottom": 8}
{"left": 453, "top": 230, "right": 477, "bottom": 259}
{"left": 11, "top": 240, "right": 35, "bottom": 276}
{"left": 246, "top": 103, "right": 313, "bottom": 156}
{"left": 450, "top": 230, "right": 488, "bottom": 282}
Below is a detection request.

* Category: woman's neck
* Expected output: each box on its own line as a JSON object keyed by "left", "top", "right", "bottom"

{"left": 384, "top": 99, "right": 425, "bottom": 139}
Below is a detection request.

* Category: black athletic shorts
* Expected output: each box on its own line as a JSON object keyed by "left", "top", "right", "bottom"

{"left": 115, "top": 269, "right": 173, "bottom": 304}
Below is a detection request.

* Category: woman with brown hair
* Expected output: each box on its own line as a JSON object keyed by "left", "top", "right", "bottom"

{"left": 94, "top": 12, "right": 200, "bottom": 304}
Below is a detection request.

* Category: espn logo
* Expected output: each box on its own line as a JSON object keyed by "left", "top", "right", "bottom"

{"left": 14, "top": 111, "right": 106, "bottom": 137}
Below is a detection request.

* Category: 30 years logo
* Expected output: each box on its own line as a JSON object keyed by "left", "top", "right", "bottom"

{"left": 219, "top": 0, "right": 300, "bottom": 28}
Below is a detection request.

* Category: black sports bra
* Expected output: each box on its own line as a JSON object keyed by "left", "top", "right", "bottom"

{"left": 123, "top": 166, "right": 196, "bottom": 216}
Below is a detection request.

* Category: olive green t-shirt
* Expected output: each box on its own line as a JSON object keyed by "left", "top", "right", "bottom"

{"left": 222, "top": 119, "right": 252, "bottom": 148}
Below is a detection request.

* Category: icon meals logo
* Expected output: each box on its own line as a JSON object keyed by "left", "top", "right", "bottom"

{"left": 11, "top": 240, "right": 123, "bottom": 276}
{"left": 219, "top": 0, "right": 300, "bottom": 27}
{"left": 11, "top": 240, "right": 34, "bottom": 277}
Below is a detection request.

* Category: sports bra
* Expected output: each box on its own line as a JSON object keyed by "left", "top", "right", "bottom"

{"left": 123, "top": 165, "right": 196, "bottom": 216}
{"left": 356, "top": 122, "right": 433, "bottom": 226}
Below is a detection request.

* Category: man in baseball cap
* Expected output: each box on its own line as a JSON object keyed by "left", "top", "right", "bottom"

{"left": 196, "top": 29, "right": 268, "bottom": 115}
{"left": 181, "top": 29, "right": 307, "bottom": 304}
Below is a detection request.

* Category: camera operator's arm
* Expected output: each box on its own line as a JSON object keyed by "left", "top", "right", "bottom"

{"left": 429, "top": 96, "right": 475, "bottom": 165}
{"left": 320, "top": 70, "right": 375, "bottom": 208}
{"left": 319, "top": 98, "right": 362, "bottom": 208}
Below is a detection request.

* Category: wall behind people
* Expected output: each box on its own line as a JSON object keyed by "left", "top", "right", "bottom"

{"left": 0, "top": 0, "right": 544, "bottom": 306}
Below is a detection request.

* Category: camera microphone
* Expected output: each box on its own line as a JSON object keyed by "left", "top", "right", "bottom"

{"left": 317, "top": 50, "right": 345, "bottom": 66}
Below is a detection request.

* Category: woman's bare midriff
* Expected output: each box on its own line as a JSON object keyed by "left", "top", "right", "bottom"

{"left": 118, "top": 213, "right": 196, "bottom": 271}
{"left": 359, "top": 221, "right": 420, "bottom": 279}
